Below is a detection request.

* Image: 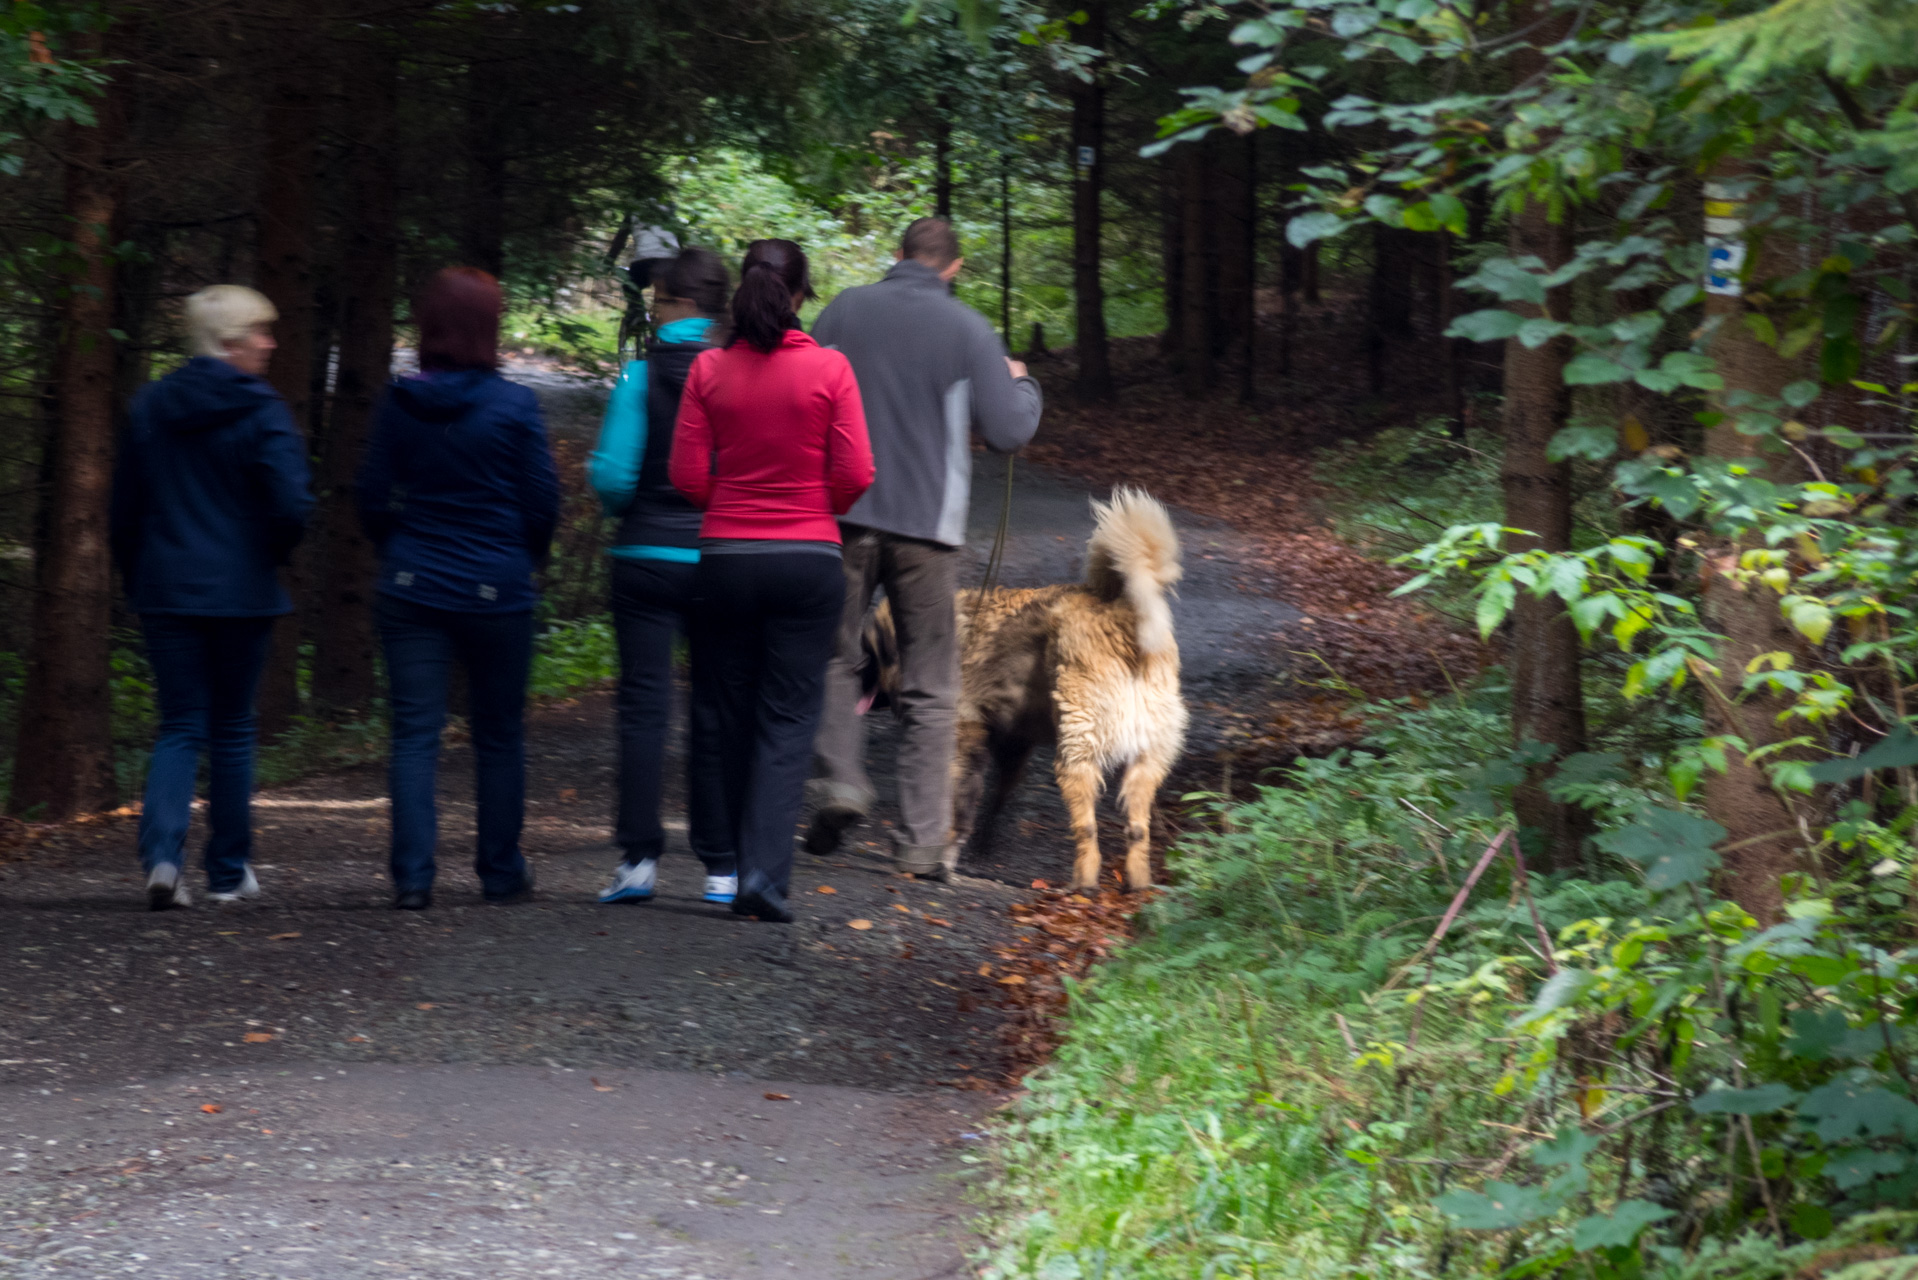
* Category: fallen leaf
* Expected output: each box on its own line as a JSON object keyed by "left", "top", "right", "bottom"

{"left": 977, "top": 963, "right": 992, "bottom": 976}
{"left": 815, "top": 885, "right": 837, "bottom": 894}
{"left": 924, "top": 916, "right": 953, "bottom": 927}
{"left": 199, "top": 1104, "right": 223, "bottom": 1114}
{"left": 260, "top": 1128, "right": 273, "bottom": 1135}
{"left": 998, "top": 974, "right": 1027, "bottom": 985}
{"left": 591, "top": 1078, "right": 616, "bottom": 1092}
{"left": 763, "top": 1092, "right": 792, "bottom": 1101}
{"left": 559, "top": 788, "right": 578, "bottom": 801}
{"left": 1031, "top": 879, "right": 1050, "bottom": 889}
{"left": 846, "top": 919, "right": 873, "bottom": 931}
{"left": 242, "top": 1032, "right": 274, "bottom": 1043}
{"left": 415, "top": 1002, "right": 437, "bottom": 1011}
{"left": 346, "top": 1035, "right": 368, "bottom": 1043}
{"left": 893, "top": 903, "right": 912, "bottom": 913}
{"left": 268, "top": 932, "right": 301, "bottom": 941}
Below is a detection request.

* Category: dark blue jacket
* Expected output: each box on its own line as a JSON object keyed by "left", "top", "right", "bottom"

{"left": 110, "top": 356, "right": 315, "bottom": 617}
{"left": 355, "top": 369, "right": 560, "bottom": 614}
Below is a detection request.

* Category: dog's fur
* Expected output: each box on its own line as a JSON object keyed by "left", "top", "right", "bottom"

{"left": 867, "top": 487, "right": 1188, "bottom": 891}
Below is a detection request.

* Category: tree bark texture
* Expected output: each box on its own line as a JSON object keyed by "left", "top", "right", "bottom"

{"left": 12, "top": 56, "right": 120, "bottom": 819}
{"left": 1212, "top": 138, "right": 1253, "bottom": 363}
{"left": 1500, "top": 195, "right": 1589, "bottom": 872}
{"left": 1160, "top": 155, "right": 1184, "bottom": 359}
{"left": 311, "top": 41, "right": 397, "bottom": 713}
{"left": 932, "top": 100, "right": 952, "bottom": 220}
{"left": 1069, "top": 1, "right": 1111, "bottom": 403}
{"left": 1178, "top": 142, "right": 1214, "bottom": 397}
{"left": 462, "top": 63, "right": 506, "bottom": 278}
{"left": 1699, "top": 159, "right": 1808, "bottom": 924}
{"left": 254, "top": 60, "right": 320, "bottom": 741}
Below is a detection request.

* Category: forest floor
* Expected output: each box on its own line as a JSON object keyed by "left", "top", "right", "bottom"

{"left": 0, "top": 302, "right": 1473, "bottom": 1279}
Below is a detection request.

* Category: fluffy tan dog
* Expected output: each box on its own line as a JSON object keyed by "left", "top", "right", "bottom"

{"left": 866, "top": 487, "right": 1188, "bottom": 890}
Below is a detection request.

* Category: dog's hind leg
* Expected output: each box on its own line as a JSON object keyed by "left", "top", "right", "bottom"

{"left": 1055, "top": 756, "right": 1105, "bottom": 892}
{"left": 1117, "top": 756, "right": 1170, "bottom": 892}
{"left": 971, "top": 734, "right": 1034, "bottom": 853}
{"left": 948, "top": 719, "right": 993, "bottom": 857}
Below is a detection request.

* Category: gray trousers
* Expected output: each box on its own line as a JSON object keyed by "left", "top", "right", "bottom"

{"left": 812, "top": 525, "right": 959, "bottom": 854}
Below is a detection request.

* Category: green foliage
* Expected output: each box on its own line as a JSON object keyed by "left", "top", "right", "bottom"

{"left": 985, "top": 687, "right": 1918, "bottom": 1278}
{"left": 529, "top": 616, "right": 618, "bottom": 700}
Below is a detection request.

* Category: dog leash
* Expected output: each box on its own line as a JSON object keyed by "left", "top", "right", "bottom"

{"left": 981, "top": 453, "right": 1015, "bottom": 592}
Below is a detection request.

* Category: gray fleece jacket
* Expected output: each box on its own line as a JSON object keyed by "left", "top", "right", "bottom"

{"left": 810, "top": 259, "right": 1042, "bottom": 547}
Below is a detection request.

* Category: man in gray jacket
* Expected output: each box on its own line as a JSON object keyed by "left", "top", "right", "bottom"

{"left": 806, "top": 217, "right": 1043, "bottom": 876}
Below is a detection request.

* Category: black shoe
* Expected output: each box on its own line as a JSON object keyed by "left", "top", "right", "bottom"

{"left": 803, "top": 803, "right": 863, "bottom": 857}
{"left": 483, "top": 870, "right": 536, "bottom": 905}
{"left": 393, "top": 888, "right": 432, "bottom": 911}
{"left": 731, "top": 874, "right": 794, "bottom": 924}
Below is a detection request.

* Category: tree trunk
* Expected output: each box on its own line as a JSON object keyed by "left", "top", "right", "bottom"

{"left": 1365, "top": 225, "right": 1419, "bottom": 395}
{"left": 1240, "top": 132, "right": 1258, "bottom": 405}
{"left": 1213, "top": 138, "right": 1253, "bottom": 364}
{"left": 1069, "top": 1, "right": 1111, "bottom": 403}
{"left": 462, "top": 63, "right": 506, "bottom": 278}
{"left": 254, "top": 60, "right": 320, "bottom": 742}
{"left": 1161, "top": 155, "right": 1184, "bottom": 359}
{"left": 932, "top": 99, "right": 952, "bottom": 220}
{"left": 1501, "top": 193, "right": 1589, "bottom": 872}
{"left": 1179, "top": 142, "right": 1214, "bottom": 397}
{"left": 1699, "top": 160, "right": 1807, "bottom": 923}
{"left": 311, "top": 40, "right": 397, "bottom": 713}
{"left": 11, "top": 49, "right": 120, "bottom": 819}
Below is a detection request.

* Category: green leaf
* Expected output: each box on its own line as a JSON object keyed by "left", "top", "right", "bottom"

{"left": 1564, "top": 353, "right": 1632, "bottom": 385}
{"left": 1790, "top": 1203, "right": 1834, "bottom": 1240}
{"left": 1527, "top": 967, "right": 1599, "bottom": 1018}
{"left": 1518, "top": 317, "right": 1569, "bottom": 349}
{"left": 1549, "top": 752, "right": 1627, "bottom": 796}
{"left": 1286, "top": 211, "right": 1347, "bottom": 248}
{"left": 1448, "top": 309, "right": 1525, "bottom": 342}
{"left": 1594, "top": 808, "right": 1725, "bottom": 890}
{"left": 1571, "top": 1200, "right": 1673, "bottom": 1252}
{"left": 1806, "top": 725, "right": 1918, "bottom": 783}
{"left": 1428, "top": 191, "right": 1467, "bottom": 235}
{"left": 1437, "top": 1181, "right": 1558, "bottom": 1230}
{"left": 1532, "top": 1129, "right": 1601, "bottom": 1168}
{"left": 1476, "top": 577, "right": 1517, "bottom": 638}
{"left": 1788, "top": 597, "right": 1833, "bottom": 646}
{"left": 1782, "top": 379, "right": 1821, "bottom": 408}
{"left": 1797, "top": 1079, "right": 1918, "bottom": 1141}
{"left": 1787, "top": 1009, "right": 1851, "bottom": 1060}
{"left": 1547, "top": 423, "right": 1618, "bottom": 462}
{"left": 1692, "top": 1082, "right": 1800, "bottom": 1115}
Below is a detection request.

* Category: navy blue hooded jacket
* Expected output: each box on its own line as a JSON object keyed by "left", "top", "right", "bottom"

{"left": 110, "top": 356, "right": 315, "bottom": 617}
{"left": 354, "top": 369, "right": 560, "bottom": 614}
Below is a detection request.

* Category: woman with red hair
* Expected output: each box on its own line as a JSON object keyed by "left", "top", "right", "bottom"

{"left": 356, "top": 267, "right": 560, "bottom": 910}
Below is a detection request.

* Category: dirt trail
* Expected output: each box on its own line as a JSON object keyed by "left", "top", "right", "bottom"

{"left": 0, "top": 366, "right": 1295, "bottom": 1279}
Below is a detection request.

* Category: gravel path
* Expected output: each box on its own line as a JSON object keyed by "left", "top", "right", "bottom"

{"left": 0, "top": 367, "right": 1295, "bottom": 1279}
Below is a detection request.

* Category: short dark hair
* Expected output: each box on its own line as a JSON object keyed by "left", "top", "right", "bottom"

{"left": 416, "top": 267, "right": 501, "bottom": 372}
{"left": 730, "top": 239, "right": 813, "bottom": 354}
{"left": 654, "top": 247, "right": 731, "bottom": 318}
{"left": 901, "top": 217, "right": 960, "bottom": 268}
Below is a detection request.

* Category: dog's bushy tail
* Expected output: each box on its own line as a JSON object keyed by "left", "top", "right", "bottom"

{"left": 1084, "top": 487, "right": 1183, "bottom": 655}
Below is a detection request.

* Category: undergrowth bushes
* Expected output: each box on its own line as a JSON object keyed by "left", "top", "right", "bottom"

{"left": 983, "top": 685, "right": 1918, "bottom": 1279}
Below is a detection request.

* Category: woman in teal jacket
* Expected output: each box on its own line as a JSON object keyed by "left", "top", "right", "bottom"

{"left": 588, "top": 247, "right": 736, "bottom": 905}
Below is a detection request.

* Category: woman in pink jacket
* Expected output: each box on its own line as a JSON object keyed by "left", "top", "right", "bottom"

{"left": 670, "top": 239, "right": 874, "bottom": 922}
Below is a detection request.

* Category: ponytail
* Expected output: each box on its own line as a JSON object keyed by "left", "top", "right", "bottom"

{"left": 730, "top": 239, "right": 813, "bottom": 354}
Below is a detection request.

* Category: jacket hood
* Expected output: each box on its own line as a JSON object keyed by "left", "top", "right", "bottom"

{"left": 145, "top": 356, "right": 278, "bottom": 434}
{"left": 389, "top": 369, "right": 499, "bottom": 421}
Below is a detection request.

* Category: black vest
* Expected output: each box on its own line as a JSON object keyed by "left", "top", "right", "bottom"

{"left": 615, "top": 338, "right": 708, "bottom": 551}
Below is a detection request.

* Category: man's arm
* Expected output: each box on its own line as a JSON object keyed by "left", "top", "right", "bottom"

{"left": 588, "top": 360, "right": 647, "bottom": 518}
{"left": 964, "top": 314, "right": 1042, "bottom": 453}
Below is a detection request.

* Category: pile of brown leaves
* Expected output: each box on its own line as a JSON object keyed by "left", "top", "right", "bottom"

{"left": 989, "top": 879, "right": 1144, "bottom": 1075}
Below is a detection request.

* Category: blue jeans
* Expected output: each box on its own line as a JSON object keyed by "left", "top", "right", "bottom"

{"left": 376, "top": 595, "right": 534, "bottom": 896}
{"left": 138, "top": 615, "right": 275, "bottom": 892}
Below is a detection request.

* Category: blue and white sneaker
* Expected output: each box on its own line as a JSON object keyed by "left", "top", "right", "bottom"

{"left": 703, "top": 873, "right": 738, "bottom": 905}
{"left": 598, "top": 860, "right": 657, "bottom": 904}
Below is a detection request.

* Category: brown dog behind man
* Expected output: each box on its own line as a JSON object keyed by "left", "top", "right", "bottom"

{"left": 864, "top": 487, "right": 1188, "bottom": 891}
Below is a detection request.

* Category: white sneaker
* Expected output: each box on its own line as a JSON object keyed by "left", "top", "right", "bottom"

{"left": 146, "top": 863, "right": 191, "bottom": 911}
{"left": 704, "top": 873, "right": 738, "bottom": 904}
{"left": 599, "top": 859, "right": 657, "bottom": 903}
{"left": 207, "top": 865, "right": 261, "bottom": 904}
